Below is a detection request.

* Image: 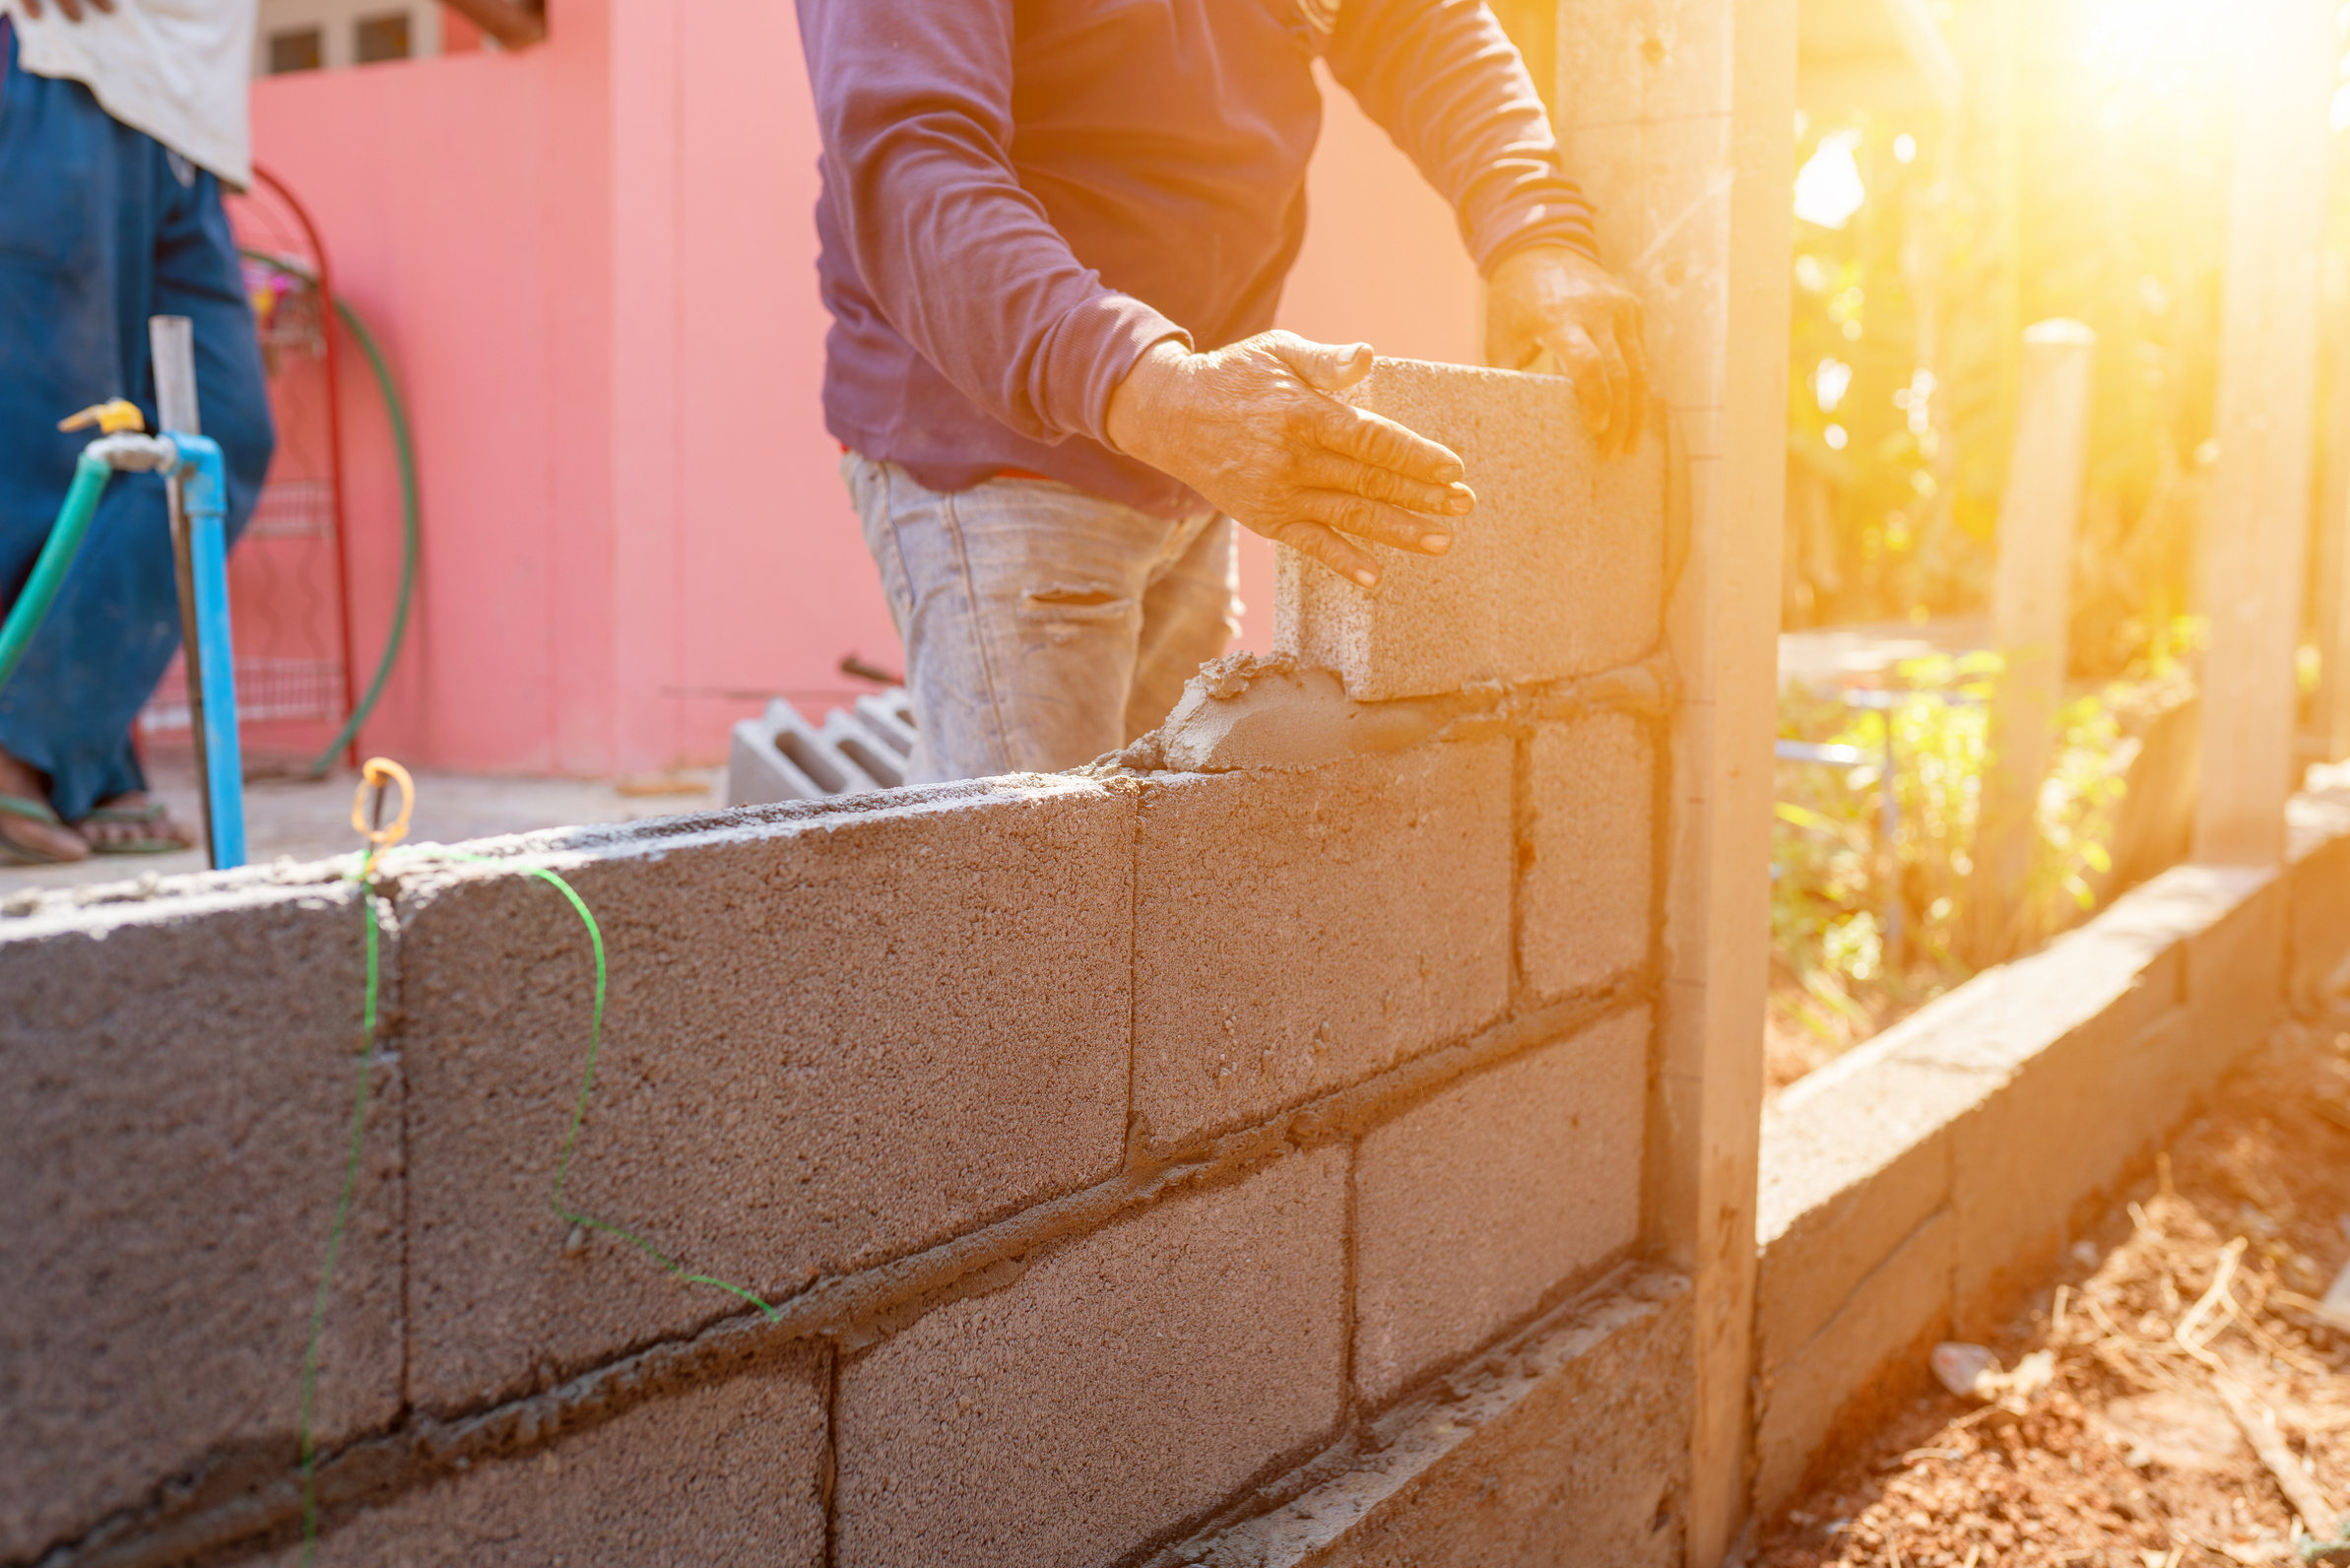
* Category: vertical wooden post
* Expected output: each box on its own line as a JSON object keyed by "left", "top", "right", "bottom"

{"left": 2307, "top": 253, "right": 2350, "bottom": 761}
{"left": 1554, "top": 1, "right": 1796, "bottom": 1560}
{"left": 152, "top": 314, "right": 216, "bottom": 866}
{"left": 1964, "top": 320, "right": 2096, "bottom": 967}
{"left": 2195, "top": 0, "right": 2335, "bottom": 866}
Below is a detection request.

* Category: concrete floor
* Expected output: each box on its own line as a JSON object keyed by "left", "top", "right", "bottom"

{"left": 0, "top": 752, "right": 719, "bottom": 892}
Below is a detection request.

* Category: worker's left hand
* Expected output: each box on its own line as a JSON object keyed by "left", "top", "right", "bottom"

{"left": 19, "top": 0, "right": 115, "bottom": 18}
{"left": 1484, "top": 246, "right": 1649, "bottom": 457}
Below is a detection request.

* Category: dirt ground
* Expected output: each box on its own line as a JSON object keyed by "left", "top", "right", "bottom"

{"left": 1759, "top": 1022, "right": 2350, "bottom": 1568}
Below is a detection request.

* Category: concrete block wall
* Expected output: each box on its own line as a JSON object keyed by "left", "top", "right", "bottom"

{"left": 1750, "top": 779, "right": 2350, "bottom": 1517}
{"left": 3, "top": 359, "right": 1690, "bottom": 1568}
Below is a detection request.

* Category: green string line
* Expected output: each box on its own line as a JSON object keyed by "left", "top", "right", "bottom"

{"left": 296, "top": 849, "right": 778, "bottom": 1558}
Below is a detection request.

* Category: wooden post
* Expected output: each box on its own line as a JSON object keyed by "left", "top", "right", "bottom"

{"left": 1554, "top": 1, "right": 1797, "bottom": 1560}
{"left": 1964, "top": 320, "right": 2096, "bottom": 967}
{"left": 2307, "top": 252, "right": 2350, "bottom": 761}
{"left": 151, "top": 314, "right": 216, "bottom": 867}
{"left": 2195, "top": 0, "right": 2335, "bottom": 866}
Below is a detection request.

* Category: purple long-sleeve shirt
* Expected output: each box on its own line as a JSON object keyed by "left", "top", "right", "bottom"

{"left": 795, "top": 0, "right": 1598, "bottom": 519}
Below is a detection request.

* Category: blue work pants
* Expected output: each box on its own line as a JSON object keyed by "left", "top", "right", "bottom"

{"left": 0, "top": 20, "right": 272, "bottom": 821}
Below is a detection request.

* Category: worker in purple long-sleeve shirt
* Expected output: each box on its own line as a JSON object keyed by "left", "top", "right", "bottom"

{"left": 796, "top": 0, "right": 1649, "bottom": 784}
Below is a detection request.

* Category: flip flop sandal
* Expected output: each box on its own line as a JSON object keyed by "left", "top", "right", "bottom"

{"left": 0, "top": 792, "right": 79, "bottom": 866}
{"left": 77, "top": 800, "right": 191, "bottom": 855}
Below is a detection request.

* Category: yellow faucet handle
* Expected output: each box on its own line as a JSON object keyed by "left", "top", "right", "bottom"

{"left": 57, "top": 400, "right": 147, "bottom": 434}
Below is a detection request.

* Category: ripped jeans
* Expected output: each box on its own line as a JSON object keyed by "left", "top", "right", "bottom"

{"left": 845, "top": 453, "right": 1239, "bottom": 784}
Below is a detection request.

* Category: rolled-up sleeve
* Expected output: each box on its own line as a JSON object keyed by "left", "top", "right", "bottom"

{"left": 794, "top": 0, "right": 1190, "bottom": 445}
{"left": 1327, "top": 0, "right": 1599, "bottom": 275}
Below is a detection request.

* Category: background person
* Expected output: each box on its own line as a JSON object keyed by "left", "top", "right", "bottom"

{"left": 797, "top": 0, "right": 1650, "bottom": 784}
{"left": 0, "top": 0, "right": 273, "bottom": 863}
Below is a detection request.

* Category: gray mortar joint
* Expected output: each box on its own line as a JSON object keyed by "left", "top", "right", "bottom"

{"left": 1092, "top": 650, "right": 1677, "bottom": 778}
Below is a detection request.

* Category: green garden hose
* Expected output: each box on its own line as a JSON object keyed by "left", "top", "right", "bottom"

{"left": 0, "top": 450, "right": 109, "bottom": 693}
{"left": 309, "top": 296, "right": 420, "bottom": 777}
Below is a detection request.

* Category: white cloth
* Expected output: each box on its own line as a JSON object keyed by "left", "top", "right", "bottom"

{"left": 3, "top": 0, "right": 254, "bottom": 186}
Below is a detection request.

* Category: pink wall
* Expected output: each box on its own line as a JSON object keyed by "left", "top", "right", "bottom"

{"left": 251, "top": 6, "right": 1480, "bottom": 774}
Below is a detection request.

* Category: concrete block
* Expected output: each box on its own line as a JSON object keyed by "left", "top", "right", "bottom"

{"left": 2288, "top": 827, "right": 2350, "bottom": 1009}
{"left": 1756, "top": 1052, "right": 1969, "bottom": 1375}
{"left": 727, "top": 695, "right": 895, "bottom": 805}
{"left": 1354, "top": 1012, "right": 1647, "bottom": 1406}
{"left": 1753, "top": 1209, "right": 1954, "bottom": 1516}
{"left": 1132, "top": 743, "right": 1513, "bottom": 1146}
{"left": 264, "top": 1343, "right": 827, "bottom": 1567}
{"left": 1522, "top": 713, "right": 1656, "bottom": 997}
{"left": 399, "top": 777, "right": 1134, "bottom": 1413}
{"left": 2183, "top": 866, "right": 2284, "bottom": 1070}
{"left": 1274, "top": 359, "right": 1665, "bottom": 702}
{"left": 834, "top": 1145, "right": 1347, "bottom": 1568}
{"left": 1945, "top": 1002, "right": 2189, "bottom": 1336}
{"left": 1185, "top": 1273, "right": 1692, "bottom": 1568}
{"left": 0, "top": 883, "right": 400, "bottom": 1562}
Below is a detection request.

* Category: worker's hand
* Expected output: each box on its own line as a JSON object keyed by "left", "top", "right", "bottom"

{"left": 1485, "top": 245, "right": 1649, "bottom": 457}
{"left": 19, "top": 0, "right": 115, "bottom": 19}
{"left": 1104, "top": 331, "right": 1473, "bottom": 590}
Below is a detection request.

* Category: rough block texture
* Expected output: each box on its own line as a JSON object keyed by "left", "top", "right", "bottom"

{"left": 1522, "top": 713, "right": 1656, "bottom": 997}
{"left": 1753, "top": 1209, "right": 1953, "bottom": 1515}
{"left": 834, "top": 1146, "right": 1348, "bottom": 1568}
{"left": 1133, "top": 744, "right": 1512, "bottom": 1145}
{"left": 265, "top": 1343, "right": 828, "bottom": 1566}
{"left": 1756, "top": 1052, "right": 1967, "bottom": 1373}
{"left": 1946, "top": 1004, "right": 2186, "bottom": 1337}
{"left": 1353, "top": 1012, "right": 1647, "bottom": 1405}
{"left": 400, "top": 778, "right": 1135, "bottom": 1412}
{"left": 2290, "top": 788, "right": 2350, "bottom": 1007}
{"left": 0, "top": 883, "right": 401, "bottom": 1563}
{"left": 1275, "top": 359, "right": 1666, "bottom": 701}
{"left": 2183, "top": 867, "right": 2284, "bottom": 1074}
{"left": 2289, "top": 825, "right": 2350, "bottom": 1007}
{"left": 1184, "top": 1273, "right": 1691, "bottom": 1568}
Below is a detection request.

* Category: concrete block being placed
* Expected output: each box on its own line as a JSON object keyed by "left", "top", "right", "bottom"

{"left": 0, "top": 882, "right": 401, "bottom": 1562}
{"left": 1353, "top": 1012, "right": 1647, "bottom": 1406}
{"left": 833, "top": 1145, "right": 1348, "bottom": 1568}
{"left": 1132, "top": 741, "right": 1513, "bottom": 1146}
{"left": 262, "top": 1343, "right": 828, "bottom": 1567}
{"left": 1523, "top": 713, "right": 1656, "bottom": 997}
{"left": 398, "top": 776, "right": 1135, "bottom": 1414}
{"left": 1275, "top": 359, "right": 1666, "bottom": 702}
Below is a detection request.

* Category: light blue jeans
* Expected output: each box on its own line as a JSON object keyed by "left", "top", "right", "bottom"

{"left": 846, "top": 454, "right": 1239, "bottom": 783}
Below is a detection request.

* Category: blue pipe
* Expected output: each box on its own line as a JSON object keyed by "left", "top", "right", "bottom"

{"left": 168, "top": 432, "right": 245, "bottom": 869}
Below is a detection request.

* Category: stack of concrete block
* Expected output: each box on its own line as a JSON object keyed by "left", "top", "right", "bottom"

{"left": 726, "top": 686, "right": 915, "bottom": 804}
{"left": 3, "top": 359, "right": 1688, "bottom": 1568}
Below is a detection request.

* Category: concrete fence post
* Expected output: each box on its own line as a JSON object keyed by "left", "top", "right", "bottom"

{"left": 2306, "top": 251, "right": 2350, "bottom": 763}
{"left": 2195, "top": 0, "right": 2335, "bottom": 865}
{"left": 1554, "top": 0, "right": 1798, "bottom": 1559}
{"left": 1964, "top": 320, "right": 2096, "bottom": 968}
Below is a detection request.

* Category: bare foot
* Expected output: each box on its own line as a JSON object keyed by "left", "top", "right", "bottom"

{"left": 0, "top": 747, "right": 91, "bottom": 863}
{"left": 74, "top": 791, "right": 200, "bottom": 853}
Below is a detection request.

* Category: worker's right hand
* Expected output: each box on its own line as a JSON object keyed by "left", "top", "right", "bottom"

{"left": 20, "top": 0, "right": 115, "bottom": 18}
{"left": 1104, "top": 331, "right": 1473, "bottom": 590}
